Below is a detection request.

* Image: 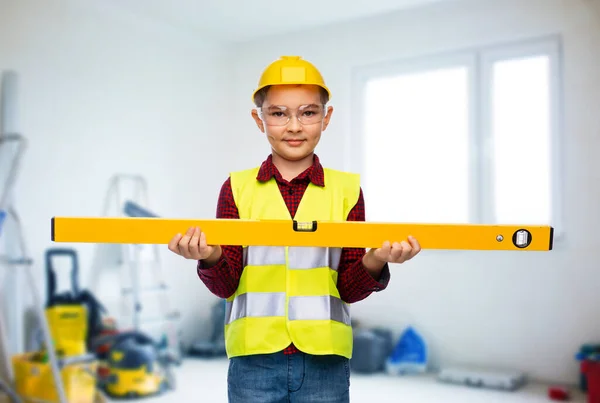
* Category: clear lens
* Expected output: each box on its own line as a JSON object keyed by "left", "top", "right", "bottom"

{"left": 260, "top": 104, "right": 325, "bottom": 126}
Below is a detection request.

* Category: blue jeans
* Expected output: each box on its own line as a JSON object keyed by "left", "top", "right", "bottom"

{"left": 227, "top": 350, "right": 350, "bottom": 402}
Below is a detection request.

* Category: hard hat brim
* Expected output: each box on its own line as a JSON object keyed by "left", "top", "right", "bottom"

{"left": 251, "top": 83, "right": 332, "bottom": 103}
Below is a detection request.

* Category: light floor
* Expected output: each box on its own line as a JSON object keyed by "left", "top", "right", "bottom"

{"left": 106, "top": 357, "right": 588, "bottom": 403}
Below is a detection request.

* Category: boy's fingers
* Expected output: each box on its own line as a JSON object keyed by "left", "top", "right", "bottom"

{"left": 168, "top": 233, "right": 182, "bottom": 253}
{"left": 183, "top": 226, "right": 194, "bottom": 238}
{"left": 199, "top": 231, "right": 208, "bottom": 248}
{"left": 178, "top": 227, "right": 193, "bottom": 245}
{"left": 374, "top": 250, "right": 386, "bottom": 262}
{"left": 399, "top": 241, "right": 412, "bottom": 261}
{"left": 178, "top": 229, "right": 194, "bottom": 258}
{"left": 390, "top": 242, "right": 403, "bottom": 261}
{"left": 382, "top": 241, "right": 392, "bottom": 259}
{"left": 408, "top": 236, "right": 422, "bottom": 254}
{"left": 199, "top": 231, "right": 211, "bottom": 259}
{"left": 373, "top": 241, "right": 391, "bottom": 261}
{"left": 188, "top": 227, "right": 201, "bottom": 258}
{"left": 178, "top": 244, "right": 190, "bottom": 259}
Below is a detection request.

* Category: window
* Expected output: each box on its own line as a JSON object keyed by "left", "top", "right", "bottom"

{"left": 488, "top": 55, "right": 553, "bottom": 225}
{"left": 363, "top": 65, "right": 471, "bottom": 224}
{"left": 351, "top": 37, "right": 562, "bottom": 231}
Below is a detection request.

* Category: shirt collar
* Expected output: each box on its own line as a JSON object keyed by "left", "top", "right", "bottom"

{"left": 257, "top": 154, "right": 325, "bottom": 187}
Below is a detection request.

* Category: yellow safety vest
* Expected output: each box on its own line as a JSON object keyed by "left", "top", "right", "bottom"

{"left": 225, "top": 165, "right": 361, "bottom": 359}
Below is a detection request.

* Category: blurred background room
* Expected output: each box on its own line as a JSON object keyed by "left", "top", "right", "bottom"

{"left": 1, "top": 0, "right": 599, "bottom": 401}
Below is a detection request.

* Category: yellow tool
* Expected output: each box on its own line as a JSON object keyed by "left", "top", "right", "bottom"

{"left": 51, "top": 217, "right": 553, "bottom": 251}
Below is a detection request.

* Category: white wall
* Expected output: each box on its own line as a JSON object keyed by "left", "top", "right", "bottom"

{"left": 227, "top": 0, "right": 600, "bottom": 384}
{"left": 0, "top": 0, "right": 231, "bottom": 351}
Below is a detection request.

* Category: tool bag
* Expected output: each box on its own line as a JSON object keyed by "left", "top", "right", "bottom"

{"left": 44, "top": 248, "right": 106, "bottom": 357}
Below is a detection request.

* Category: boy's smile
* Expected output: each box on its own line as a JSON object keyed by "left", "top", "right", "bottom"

{"left": 252, "top": 84, "right": 334, "bottom": 174}
{"left": 284, "top": 139, "right": 305, "bottom": 147}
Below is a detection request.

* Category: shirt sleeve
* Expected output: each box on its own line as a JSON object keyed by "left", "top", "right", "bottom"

{"left": 336, "top": 187, "right": 391, "bottom": 304}
{"left": 196, "top": 177, "right": 244, "bottom": 299}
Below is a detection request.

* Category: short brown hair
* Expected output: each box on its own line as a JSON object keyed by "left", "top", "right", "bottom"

{"left": 253, "top": 85, "right": 329, "bottom": 107}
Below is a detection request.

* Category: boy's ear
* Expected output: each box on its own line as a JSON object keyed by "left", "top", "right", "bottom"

{"left": 321, "top": 106, "right": 334, "bottom": 131}
{"left": 251, "top": 109, "right": 265, "bottom": 132}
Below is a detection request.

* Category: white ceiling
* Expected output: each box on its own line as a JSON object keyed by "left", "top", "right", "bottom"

{"left": 99, "top": 0, "right": 453, "bottom": 42}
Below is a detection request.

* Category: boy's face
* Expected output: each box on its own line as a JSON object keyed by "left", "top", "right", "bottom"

{"left": 252, "top": 85, "right": 333, "bottom": 162}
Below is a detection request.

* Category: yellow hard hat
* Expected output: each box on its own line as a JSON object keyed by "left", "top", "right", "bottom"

{"left": 252, "top": 55, "right": 331, "bottom": 102}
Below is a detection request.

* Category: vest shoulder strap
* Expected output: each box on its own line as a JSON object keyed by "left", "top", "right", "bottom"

{"left": 323, "top": 167, "right": 360, "bottom": 188}
{"left": 229, "top": 166, "right": 260, "bottom": 218}
{"left": 323, "top": 167, "right": 361, "bottom": 215}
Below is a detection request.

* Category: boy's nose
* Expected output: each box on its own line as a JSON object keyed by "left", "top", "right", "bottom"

{"left": 287, "top": 116, "right": 302, "bottom": 132}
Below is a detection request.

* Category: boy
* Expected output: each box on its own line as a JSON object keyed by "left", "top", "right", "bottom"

{"left": 168, "top": 55, "right": 421, "bottom": 402}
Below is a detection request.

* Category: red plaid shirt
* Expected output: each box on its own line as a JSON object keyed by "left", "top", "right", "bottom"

{"left": 197, "top": 154, "right": 390, "bottom": 354}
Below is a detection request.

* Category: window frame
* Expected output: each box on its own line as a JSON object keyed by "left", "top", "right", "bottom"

{"left": 348, "top": 35, "right": 564, "bottom": 241}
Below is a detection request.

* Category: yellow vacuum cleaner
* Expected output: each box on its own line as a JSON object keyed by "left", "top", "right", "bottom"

{"left": 96, "top": 331, "right": 176, "bottom": 399}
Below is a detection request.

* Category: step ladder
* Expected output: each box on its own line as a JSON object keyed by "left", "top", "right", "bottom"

{"left": 0, "top": 133, "right": 67, "bottom": 403}
{"left": 98, "top": 174, "right": 182, "bottom": 361}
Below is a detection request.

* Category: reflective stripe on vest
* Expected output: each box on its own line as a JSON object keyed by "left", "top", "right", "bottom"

{"left": 244, "top": 246, "right": 343, "bottom": 271}
{"left": 225, "top": 292, "right": 285, "bottom": 324}
{"left": 288, "top": 295, "right": 350, "bottom": 324}
{"left": 225, "top": 293, "right": 350, "bottom": 326}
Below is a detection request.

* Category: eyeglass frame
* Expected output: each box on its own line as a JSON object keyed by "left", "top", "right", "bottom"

{"left": 256, "top": 103, "right": 329, "bottom": 126}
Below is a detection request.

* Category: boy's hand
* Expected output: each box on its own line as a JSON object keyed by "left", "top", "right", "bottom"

{"left": 362, "top": 236, "right": 421, "bottom": 278}
{"left": 168, "top": 226, "right": 221, "bottom": 264}
{"left": 370, "top": 236, "right": 421, "bottom": 264}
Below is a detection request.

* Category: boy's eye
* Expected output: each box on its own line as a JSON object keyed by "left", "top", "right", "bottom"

{"left": 301, "top": 105, "right": 320, "bottom": 111}
{"left": 270, "top": 111, "right": 285, "bottom": 117}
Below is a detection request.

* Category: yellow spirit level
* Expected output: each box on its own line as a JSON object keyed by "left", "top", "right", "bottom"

{"left": 50, "top": 217, "right": 553, "bottom": 251}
